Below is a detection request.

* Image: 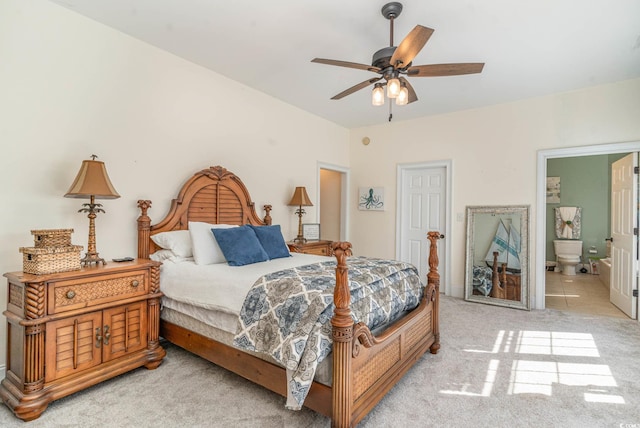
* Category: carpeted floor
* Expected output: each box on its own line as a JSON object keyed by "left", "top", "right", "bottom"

{"left": 2, "top": 295, "right": 639, "bottom": 427}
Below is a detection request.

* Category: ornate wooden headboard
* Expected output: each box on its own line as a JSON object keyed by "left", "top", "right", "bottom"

{"left": 137, "top": 166, "right": 272, "bottom": 259}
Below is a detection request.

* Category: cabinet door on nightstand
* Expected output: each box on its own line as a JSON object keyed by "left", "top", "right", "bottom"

{"left": 45, "top": 312, "right": 102, "bottom": 382}
{"left": 102, "top": 301, "right": 148, "bottom": 362}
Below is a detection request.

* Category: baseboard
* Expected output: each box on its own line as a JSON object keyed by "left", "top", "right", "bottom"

{"left": 0, "top": 364, "right": 5, "bottom": 379}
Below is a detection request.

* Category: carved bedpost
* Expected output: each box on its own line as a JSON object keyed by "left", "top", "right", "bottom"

{"left": 137, "top": 200, "right": 152, "bottom": 259}
{"left": 331, "top": 241, "right": 353, "bottom": 428}
{"left": 427, "top": 232, "right": 442, "bottom": 355}
{"left": 489, "top": 251, "right": 507, "bottom": 299}
{"left": 145, "top": 263, "right": 166, "bottom": 369}
{"left": 263, "top": 205, "right": 272, "bottom": 225}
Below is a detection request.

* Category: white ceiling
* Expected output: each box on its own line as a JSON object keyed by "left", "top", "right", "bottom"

{"left": 49, "top": 0, "right": 640, "bottom": 129}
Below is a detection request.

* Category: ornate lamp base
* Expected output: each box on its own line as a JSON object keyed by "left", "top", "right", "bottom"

{"left": 79, "top": 195, "right": 107, "bottom": 267}
{"left": 80, "top": 252, "right": 106, "bottom": 266}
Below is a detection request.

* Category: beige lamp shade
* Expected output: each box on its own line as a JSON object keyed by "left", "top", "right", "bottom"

{"left": 65, "top": 159, "right": 120, "bottom": 199}
{"left": 288, "top": 187, "right": 313, "bottom": 207}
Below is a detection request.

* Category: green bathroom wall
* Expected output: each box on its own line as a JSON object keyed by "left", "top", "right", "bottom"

{"left": 546, "top": 153, "right": 629, "bottom": 263}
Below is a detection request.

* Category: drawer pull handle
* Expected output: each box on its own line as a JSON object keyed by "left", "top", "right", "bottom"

{"left": 66, "top": 291, "right": 76, "bottom": 299}
{"left": 103, "top": 325, "right": 110, "bottom": 345}
{"left": 95, "top": 328, "right": 102, "bottom": 348}
{"left": 131, "top": 280, "right": 140, "bottom": 288}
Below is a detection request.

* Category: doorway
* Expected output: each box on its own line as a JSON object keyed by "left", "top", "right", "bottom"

{"left": 536, "top": 141, "right": 640, "bottom": 319}
{"left": 396, "top": 160, "right": 452, "bottom": 295}
{"left": 318, "top": 163, "right": 349, "bottom": 242}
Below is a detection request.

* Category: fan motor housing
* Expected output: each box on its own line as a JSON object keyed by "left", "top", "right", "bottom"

{"left": 372, "top": 46, "right": 395, "bottom": 68}
{"left": 372, "top": 46, "right": 411, "bottom": 70}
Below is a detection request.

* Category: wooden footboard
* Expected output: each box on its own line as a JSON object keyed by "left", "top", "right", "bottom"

{"left": 331, "top": 233, "right": 441, "bottom": 427}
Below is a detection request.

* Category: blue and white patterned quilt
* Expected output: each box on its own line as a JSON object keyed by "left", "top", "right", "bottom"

{"left": 233, "top": 256, "right": 424, "bottom": 409}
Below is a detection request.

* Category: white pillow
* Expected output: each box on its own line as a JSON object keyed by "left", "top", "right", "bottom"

{"left": 151, "top": 230, "right": 193, "bottom": 258}
{"left": 149, "top": 249, "right": 192, "bottom": 263}
{"left": 189, "top": 222, "right": 238, "bottom": 265}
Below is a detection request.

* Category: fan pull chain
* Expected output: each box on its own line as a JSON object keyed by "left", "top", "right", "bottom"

{"left": 388, "top": 102, "right": 393, "bottom": 122}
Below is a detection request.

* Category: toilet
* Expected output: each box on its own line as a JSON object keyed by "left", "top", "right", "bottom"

{"left": 553, "top": 240, "right": 583, "bottom": 275}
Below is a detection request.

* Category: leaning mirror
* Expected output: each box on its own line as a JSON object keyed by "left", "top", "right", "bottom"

{"left": 465, "top": 205, "right": 530, "bottom": 310}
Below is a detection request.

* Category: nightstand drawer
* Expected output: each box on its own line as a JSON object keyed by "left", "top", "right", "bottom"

{"left": 287, "top": 240, "right": 333, "bottom": 256}
{"left": 305, "top": 246, "right": 329, "bottom": 256}
{"left": 49, "top": 271, "right": 148, "bottom": 314}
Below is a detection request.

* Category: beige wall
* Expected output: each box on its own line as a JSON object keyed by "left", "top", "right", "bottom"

{"left": 0, "top": 0, "right": 348, "bottom": 371}
{"left": 349, "top": 78, "right": 640, "bottom": 301}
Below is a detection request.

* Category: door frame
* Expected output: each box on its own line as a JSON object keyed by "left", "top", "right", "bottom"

{"left": 317, "top": 162, "right": 350, "bottom": 241}
{"left": 396, "top": 160, "right": 452, "bottom": 296}
{"left": 535, "top": 141, "right": 640, "bottom": 311}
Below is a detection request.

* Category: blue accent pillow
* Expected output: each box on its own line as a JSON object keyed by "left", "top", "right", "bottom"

{"left": 249, "top": 224, "right": 291, "bottom": 260}
{"left": 211, "top": 225, "right": 269, "bottom": 266}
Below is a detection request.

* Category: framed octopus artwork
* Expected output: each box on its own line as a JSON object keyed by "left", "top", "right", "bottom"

{"left": 358, "top": 187, "right": 385, "bottom": 211}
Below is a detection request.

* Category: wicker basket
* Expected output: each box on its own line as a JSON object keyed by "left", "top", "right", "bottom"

{"left": 20, "top": 245, "right": 83, "bottom": 275}
{"left": 31, "top": 229, "right": 74, "bottom": 248}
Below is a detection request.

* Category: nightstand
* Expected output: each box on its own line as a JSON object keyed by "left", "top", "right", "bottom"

{"left": 287, "top": 240, "right": 334, "bottom": 256}
{"left": 0, "top": 259, "right": 166, "bottom": 421}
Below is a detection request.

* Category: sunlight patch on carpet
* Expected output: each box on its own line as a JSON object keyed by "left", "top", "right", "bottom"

{"left": 516, "top": 331, "right": 600, "bottom": 357}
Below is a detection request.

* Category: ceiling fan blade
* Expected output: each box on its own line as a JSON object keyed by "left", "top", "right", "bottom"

{"left": 406, "top": 63, "right": 485, "bottom": 77}
{"left": 312, "top": 58, "right": 381, "bottom": 73}
{"left": 331, "top": 77, "right": 383, "bottom": 100}
{"left": 390, "top": 25, "right": 434, "bottom": 69}
{"left": 399, "top": 77, "right": 418, "bottom": 103}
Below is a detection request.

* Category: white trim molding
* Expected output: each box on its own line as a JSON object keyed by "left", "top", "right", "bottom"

{"left": 536, "top": 141, "right": 640, "bottom": 310}
{"left": 396, "top": 159, "right": 453, "bottom": 296}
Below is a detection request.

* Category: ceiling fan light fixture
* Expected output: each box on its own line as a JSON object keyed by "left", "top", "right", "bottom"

{"left": 372, "top": 83, "right": 385, "bottom": 106}
{"left": 312, "top": 2, "right": 485, "bottom": 121}
{"left": 387, "top": 77, "right": 401, "bottom": 98}
{"left": 396, "top": 84, "right": 409, "bottom": 105}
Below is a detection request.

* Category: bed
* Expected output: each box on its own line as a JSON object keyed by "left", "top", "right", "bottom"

{"left": 136, "top": 165, "right": 441, "bottom": 427}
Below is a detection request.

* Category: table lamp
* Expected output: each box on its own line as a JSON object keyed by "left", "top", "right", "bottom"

{"left": 65, "top": 155, "right": 120, "bottom": 266}
{"left": 288, "top": 186, "right": 313, "bottom": 244}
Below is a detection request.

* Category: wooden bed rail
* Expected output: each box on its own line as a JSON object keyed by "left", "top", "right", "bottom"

{"left": 330, "top": 232, "right": 442, "bottom": 427}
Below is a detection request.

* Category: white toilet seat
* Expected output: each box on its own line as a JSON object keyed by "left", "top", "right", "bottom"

{"left": 557, "top": 255, "right": 580, "bottom": 275}
{"left": 557, "top": 255, "right": 580, "bottom": 263}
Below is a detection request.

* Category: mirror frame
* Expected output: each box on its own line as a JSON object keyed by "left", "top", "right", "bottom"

{"left": 465, "top": 205, "right": 530, "bottom": 310}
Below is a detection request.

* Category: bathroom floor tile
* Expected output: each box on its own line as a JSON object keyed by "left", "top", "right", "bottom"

{"left": 545, "top": 271, "right": 629, "bottom": 319}
{"left": 545, "top": 295, "right": 568, "bottom": 309}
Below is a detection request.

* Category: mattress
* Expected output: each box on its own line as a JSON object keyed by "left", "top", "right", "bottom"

{"left": 158, "top": 253, "right": 334, "bottom": 385}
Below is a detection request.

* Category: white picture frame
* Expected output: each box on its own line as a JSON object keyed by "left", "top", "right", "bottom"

{"left": 302, "top": 223, "right": 320, "bottom": 241}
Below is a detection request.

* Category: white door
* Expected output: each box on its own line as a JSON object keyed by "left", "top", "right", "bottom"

{"left": 398, "top": 165, "right": 446, "bottom": 283}
{"left": 610, "top": 153, "right": 638, "bottom": 319}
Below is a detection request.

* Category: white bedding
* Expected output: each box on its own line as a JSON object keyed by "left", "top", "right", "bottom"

{"left": 159, "top": 252, "right": 331, "bottom": 333}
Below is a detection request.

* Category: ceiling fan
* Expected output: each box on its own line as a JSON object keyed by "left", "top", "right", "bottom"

{"left": 312, "top": 2, "right": 484, "bottom": 113}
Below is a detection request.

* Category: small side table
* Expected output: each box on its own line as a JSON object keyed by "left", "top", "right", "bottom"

{"left": 287, "top": 240, "right": 334, "bottom": 256}
{"left": 1, "top": 259, "right": 165, "bottom": 421}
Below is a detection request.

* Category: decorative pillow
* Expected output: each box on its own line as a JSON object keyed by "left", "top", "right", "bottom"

{"left": 151, "top": 230, "right": 193, "bottom": 258}
{"left": 212, "top": 225, "right": 269, "bottom": 266}
{"left": 189, "top": 222, "right": 237, "bottom": 265}
{"left": 149, "top": 249, "right": 177, "bottom": 262}
{"left": 248, "top": 224, "right": 290, "bottom": 260}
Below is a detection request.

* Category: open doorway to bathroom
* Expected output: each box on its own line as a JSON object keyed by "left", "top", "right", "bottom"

{"left": 536, "top": 142, "right": 640, "bottom": 319}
